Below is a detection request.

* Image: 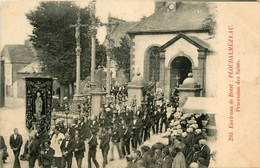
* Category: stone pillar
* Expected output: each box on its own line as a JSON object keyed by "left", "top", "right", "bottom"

{"left": 159, "top": 50, "right": 166, "bottom": 91}
{"left": 127, "top": 73, "right": 147, "bottom": 109}
{"left": 197, "top": 49, "right": 207, "bottom": 96}
{"left": 164, "top": 67, "right": 171, "bottom": 100}
{"left": 177, "top": 73, "right": 202, "bottom": 107}
{"left": 90, "top": 0, "right": 97, "bottom": 89}
{"left": 91, "top": 91, "right": 106, "bottom": 116}
{"left": 127, "top": 85, "right": 143, "bottom": 108}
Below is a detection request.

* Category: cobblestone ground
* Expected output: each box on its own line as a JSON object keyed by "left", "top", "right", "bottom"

{"left": 0, "top": 97, "right": 163, "bottom": 168}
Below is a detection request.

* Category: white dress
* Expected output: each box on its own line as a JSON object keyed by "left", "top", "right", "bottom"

{"left": 50, "top": 133, "right": 65, "bottom": 157}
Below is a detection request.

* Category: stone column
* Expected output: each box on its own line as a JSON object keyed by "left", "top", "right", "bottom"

{"left": 197, "top": 49, "right": 208, "bottom": 96}
{"left": 164, "top": 67, "right": 171, "bottom": 100}
{"left": 90, "top": 0, "right": 97, "bottom": 89}
{"left": 159, "top": 50, "right": 166, "bottom": 91}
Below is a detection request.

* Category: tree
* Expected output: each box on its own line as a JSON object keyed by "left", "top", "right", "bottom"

{"left": 111, "top": 36, "right": 131, "bottom": 82}
{"left": 26, "top": 2, "right": 106, "bottom": 103}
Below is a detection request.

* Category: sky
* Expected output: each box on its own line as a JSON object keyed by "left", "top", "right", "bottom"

{"left": 0, "top": 0, "right": 155, "bottom": 50}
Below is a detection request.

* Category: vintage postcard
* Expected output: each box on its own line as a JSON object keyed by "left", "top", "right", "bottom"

{"left": 0, "top": 0, "right": 260, "bottom": 168}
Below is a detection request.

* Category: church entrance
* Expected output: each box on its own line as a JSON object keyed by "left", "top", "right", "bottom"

{"left": 170, "top": 56, "right": 192, "bottom": 91}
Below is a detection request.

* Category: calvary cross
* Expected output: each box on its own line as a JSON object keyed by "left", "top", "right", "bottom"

{"left": 69, "top": 12, "right": 88, "bottom": 97}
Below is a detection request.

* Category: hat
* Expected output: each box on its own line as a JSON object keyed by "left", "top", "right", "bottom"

{"left": 192, "top": 124, "right": 198, "bottom": 129}
{"left": 195, "top": 129, "right": 202, "bottom": 134}
{"left": 189, "top": 162, "right": 199, "bottom": 168}
{"left": 177, "top": 129, "right": 183, "bottom": 134}
{"left": 176, "top": 125, "right": 181, "bottom": 129}
{"left": 187, "top": 127, "right": 193, "bottom": 133}
{"left": 199, "top": 139, "right": 207, "bottom": 145}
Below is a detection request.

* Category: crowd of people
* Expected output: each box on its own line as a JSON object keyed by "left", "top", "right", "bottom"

{"left": 0, "top": 87, "right": 215, "bottom": 168}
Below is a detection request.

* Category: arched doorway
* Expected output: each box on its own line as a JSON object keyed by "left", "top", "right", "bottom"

{"left": 170, "top": 56, "right": 192, "bottom": 90}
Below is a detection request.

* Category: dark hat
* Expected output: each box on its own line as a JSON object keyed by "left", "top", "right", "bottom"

{"left": 152, "top": 142, "right": 164, "bottom": 150}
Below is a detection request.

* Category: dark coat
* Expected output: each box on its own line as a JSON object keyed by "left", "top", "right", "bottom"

{"left": 0, "top": 136, "right": 7, "bottom": 150}
{"left": 66, "top": 127, "right": 76, "bottom": 139}
{"left": 162, "top": 155, "right": 173, "bottom": 168}
{"left": 39, "top": 147, "right": 55, "bottom": 166}
{"left": 28, "top": 139, "right": 40, "bottom": 158}
{"left": 111, "top": 125, "right": 123, "bottom": 143}
{"left": 90, "top": 120, "right": 99, "bottom": 132}
{"left": 99, "top": 132, "right": 111, "bottom": 149}
{"left": 9, "top": 134, "right": 23, "bottom": 150}
{"left": 198, "top": 145, "right": 211, "bottom": 167}
{"left": 88, "top": 135, "right": 98, "bottom": 150}
{"left": 74, "top": 139, "right": 85, "bottom": 158}
{"left": 60, "top": 139, "right": 76, "bottom": 157}
{"left": 122, "top": 124, "right": 132, "bottom": 141}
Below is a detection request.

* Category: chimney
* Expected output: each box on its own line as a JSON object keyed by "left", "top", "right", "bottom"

{"left": 155, "top": 1, "right": 166, "bottom": 12}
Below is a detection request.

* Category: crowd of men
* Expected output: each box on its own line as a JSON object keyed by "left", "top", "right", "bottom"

{"left": 0, "top": 88, "right": 215, "bottom": 168}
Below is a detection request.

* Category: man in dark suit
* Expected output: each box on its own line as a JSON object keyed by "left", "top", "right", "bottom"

{"left": 90, "top": 116, "right": 99, "bottom": 133}
{"left": 142, "top": 111, "right": 151, "bottom": 142}
{"left": 9, "top": 128, "right": 23, "bottom": 168}
{"left": 131, "top": 114, "right": 142, "bottom": 150}
{"left": 0, "top": 135, "right": 7, "bottom": 168}
{"left": 160, "top": 103, "right": 167, "bottom": 133}
{"left": 74, "top": 133, "right": 85, "bottom": 168}
{"left": 99, "top": 127, "right": 110, "bottom": 167}
{"left": 27, "top": 134, "right": 40, "bottom": 168}
{"left": 88, "top": 129, "right": 99, "bottom": 168}
{"left": 39, "top": 141, "right": 55, "bottom": 168}
{"left": 110, "top": 122, "right": 123, "bottom": 161}
{"left": 121, "top": 119, "right": 132, "bottom": 157}
{"left": 198, "top": 139, "right": 211, "bottom": 167}
{"left": 60, "top": 133, "right": 76, "bottom": 168}
{"left": 66, "top": 123, "right": 76, "bottom": 140}
{"left": 78, "top": 117, "right": 87, "bottom": 140}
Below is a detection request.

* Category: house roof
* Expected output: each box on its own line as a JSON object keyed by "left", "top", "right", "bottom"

{"left": 2, "top": 44, "right": 36, "bottom": 64}
{"left": 17, "top": 61, "right": 42, "bottom": 74}
{"left": 103, "top": 17, "right": 139, "bottom": 47}
{"left": 128, "top": 2, "right": 211, "bottom": 34}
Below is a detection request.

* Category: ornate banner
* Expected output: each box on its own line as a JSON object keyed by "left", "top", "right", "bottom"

{"left": 25, "top": 77, "right": 53, "bottom": 134}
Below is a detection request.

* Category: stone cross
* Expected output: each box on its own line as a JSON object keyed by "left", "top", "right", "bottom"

{"left": 100, "top": 14, "right": 118, "bottom": 95}
{"left": 70, "top": 12, "right": 88, "bottom": 97}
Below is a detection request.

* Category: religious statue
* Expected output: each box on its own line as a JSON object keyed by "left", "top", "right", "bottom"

{"left": 35, "top": 92, "right": 43, "bottom": 119}
{"left": 96, "top": 66, "right": 103, "bottom": 91}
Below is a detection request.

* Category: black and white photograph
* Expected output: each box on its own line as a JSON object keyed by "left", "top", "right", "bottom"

{"left": 0, "top": 0, "right": 260, "bottom": 168}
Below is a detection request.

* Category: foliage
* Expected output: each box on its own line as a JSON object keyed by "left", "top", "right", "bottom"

{"left": 202, "top": 14, "right": 216, "bottom": 37}
{"left": 26, "top": 1, "right": 106, "bottom": 85}
{"left": 111, "top": 36, "right": 130, "bottom": 80}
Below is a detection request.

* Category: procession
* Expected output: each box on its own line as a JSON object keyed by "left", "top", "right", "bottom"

{"left": 0, "top": 87, "right": 216, "bottom": 168}
{"left": 0, "top": 1, "right": 218, "bottom": 168}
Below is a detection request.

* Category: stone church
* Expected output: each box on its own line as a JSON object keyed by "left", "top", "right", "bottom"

{"left": 127, "top": 1, "right": 217, "bottom": 104}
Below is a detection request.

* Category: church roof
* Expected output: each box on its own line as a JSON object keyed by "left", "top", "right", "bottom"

{"left": 1, "top": 44, "right": 36, "bottom": 64}
{"left": 128, "top": 2, "right": 211, "bottom": 34}
{"left": 103, "top": 17, "right": 139, "bottom": 47}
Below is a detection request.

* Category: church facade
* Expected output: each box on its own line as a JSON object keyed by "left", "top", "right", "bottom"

{"left": 128, "top": 2, "right": 217, "bottom": 100}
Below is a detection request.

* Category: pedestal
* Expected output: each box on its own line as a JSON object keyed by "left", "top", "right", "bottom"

{"left": 177, "top": 88, "right": 202, "bottom": 107}
{"left": 127, "top": 85, "right": 144, "bottom": 109}
{"left": 91, "top": 91, "right": 106, "bottom": 117}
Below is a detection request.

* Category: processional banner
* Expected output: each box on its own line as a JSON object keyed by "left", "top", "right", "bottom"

{"left": 25, "top": 77, "right": 53, "bottom": 134}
